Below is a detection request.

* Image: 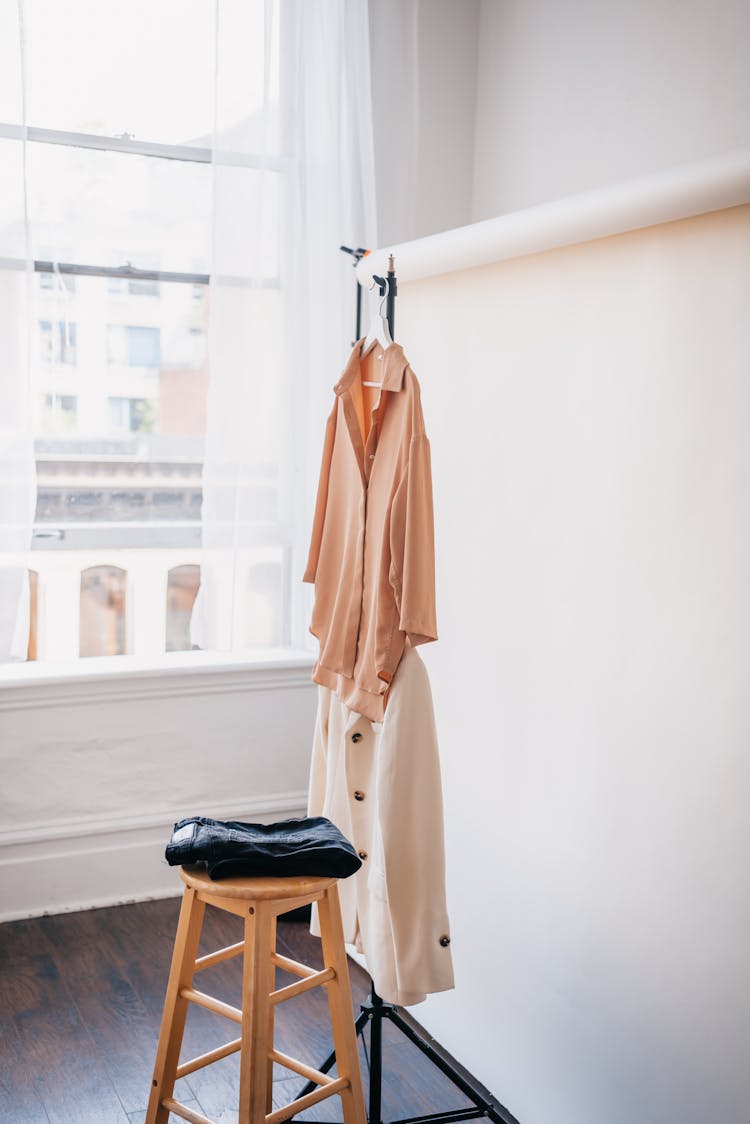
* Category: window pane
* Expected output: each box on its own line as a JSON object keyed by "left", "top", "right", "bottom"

{"left": 18, "top": 0, "right": 280, "bottom": 150}
{"left": 33, "top": 274, "right": 211, "bottom": 529}
{"left": 25, "top": 142, "right": 212, "bottom": 276}
{"left": 17, "top": 0, "right": 288, "bottom": 664}
{"left": 22, "top": 0, "right": 214, "bottom": 145}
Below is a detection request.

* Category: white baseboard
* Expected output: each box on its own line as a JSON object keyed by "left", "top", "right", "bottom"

{"left": 0, "top": 792, "right": 307, "bottom": 923}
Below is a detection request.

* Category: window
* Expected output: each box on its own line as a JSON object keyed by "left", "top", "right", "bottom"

{"left": 41, "top": 394, "right": 77, "bottom": 433}
{"left": 108, "top": 396, "right": 156, "bottom": 435}
{"left": 6, "top": 1, "right": 286, "bottom": 667}
{"left": 39, "top": 320, "right": 77, "bottom": 365}
{"left": 107, "top": 324, "right": 161, "bottom": 368}
{"left": 40, "top": 271, "right": 76, "bottom": 293}
{"left": 108, "top": 275, "right": 160, "bottom": 298}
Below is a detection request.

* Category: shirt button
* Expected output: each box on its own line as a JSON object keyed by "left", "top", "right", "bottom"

{"left": 369, "top": 453, "right": 375, "bottom": 460}
{"left": 353, "top": 790, "right": 365, "bottom": 801}
{"left": 358, "top": 850, "right": 368, "bottom": 860}
{"left": 439, "top": 935, "right": 451, "bottom": 947}
{"left": 351, "top": 731, "right": 363, "bottom": 743}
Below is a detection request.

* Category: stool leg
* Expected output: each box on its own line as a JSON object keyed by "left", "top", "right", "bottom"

{"left": 238, "top": 900, "right": 275, "bottom": 1123}
{"left": 317, "top": 883, "right": 367, "bottom": 1124}
{"left": 267, "top": 913, "right": 277, "bottom": 1114}
{"left": 146, "top": 886, "right": 206, "bottom": 1124}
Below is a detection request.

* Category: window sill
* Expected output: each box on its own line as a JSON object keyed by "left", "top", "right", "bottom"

{"left": 0, "top": 647, "right": 316, "bottom": 710}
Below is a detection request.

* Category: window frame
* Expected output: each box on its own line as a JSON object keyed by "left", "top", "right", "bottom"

{"left": 2, "top": 118, "right": 303, "bottom": 680}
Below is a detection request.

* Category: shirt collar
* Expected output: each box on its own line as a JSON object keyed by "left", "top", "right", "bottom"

{"left": 333, "top": 336, "right": 407, "bottom": 395}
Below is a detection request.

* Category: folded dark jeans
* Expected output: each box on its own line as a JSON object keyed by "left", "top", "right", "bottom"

{"left": 165, "top": 815, "right": 362, "bottom": 881}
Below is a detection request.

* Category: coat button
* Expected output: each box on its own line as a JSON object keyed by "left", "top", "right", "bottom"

{"left": 358, "top": 850, "right": 368, "bottom": 860}
{"left": 439, "top": 935, "right": 451, "bottom": 947}
{"left": 354, "top": 790, "right": 365, "bottom": 801}
{"left": 351, "top": 731, "right": 363, "bottom": 743}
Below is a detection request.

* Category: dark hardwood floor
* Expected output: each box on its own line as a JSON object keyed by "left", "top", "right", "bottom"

{"left": 0, "top": 896, "right": 474, "bottom": 1123}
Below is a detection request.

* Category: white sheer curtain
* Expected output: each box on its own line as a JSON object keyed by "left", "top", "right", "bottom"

{"left": 190, "top": 0, "right": 377, "bottom": 653}
{"left": 0, "top": 1, "right": 36, "bottom": 661}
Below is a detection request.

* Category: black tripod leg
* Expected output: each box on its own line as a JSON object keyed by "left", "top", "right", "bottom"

{"left": 369, "top": 989, "right": 384, "bottom": 1124}
{"left": 386, "top": 1007, "right": 518, "bottom": 1124}
{"left": 294, "top": 1005, "right": 371, "bottom": 1100}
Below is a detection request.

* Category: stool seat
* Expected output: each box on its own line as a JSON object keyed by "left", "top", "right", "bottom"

{"left": 179, "top": 863, "right": 337, "bottom": 901}
{"left": 147, "top": 863, "right": 366, "bottom": 1124}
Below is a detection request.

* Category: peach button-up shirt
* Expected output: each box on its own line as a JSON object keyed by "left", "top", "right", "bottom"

{"left": 302, "top": 336, "right": 438, "bottom": 722}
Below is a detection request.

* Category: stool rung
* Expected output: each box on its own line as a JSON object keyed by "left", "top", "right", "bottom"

{"left": 194, "top": 940, "right": 244, "bottom": 971}
{"left": 269, "top": 1046, "right": 334, "bottom": 1087}
{"left": 175, "top": 1036, "right": 242, "bottom": 1078}
{"left": 270, "top": 966, "right": 335, "bottom": 1005}
{"left": 181, "top": 987, "right": 242, "bottom": 1024}
{"left": 271, "top": 950, "right": 318, "bottom": 979}
{"left": 160, "top": 1097, "right": 215, "bottom": 1124}
{"left": 266, "top": 1075, "right": 349, "bottom": 1124}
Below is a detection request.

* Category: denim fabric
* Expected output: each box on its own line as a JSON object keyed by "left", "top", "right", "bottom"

{"left": 165, "top": 815, "right": 362, "bottom": 880}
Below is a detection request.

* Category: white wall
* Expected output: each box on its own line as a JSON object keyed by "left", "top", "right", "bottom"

{"left": 369, "top": 0, "right": 480, "bottom": 244}
{"left": 396, "top": 204, "right": 750, "bottom": 1124}
{"left": 473, "top": 0, "right": 750, "bottom": 217}
{"left": 369, "top": 1, "right": 750, "bottom": 242}
{"left": 0, "top": 655, "right": 315, "bottom": 921}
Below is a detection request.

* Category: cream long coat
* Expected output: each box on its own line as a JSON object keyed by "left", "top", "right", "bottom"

{"left": 307, "top": 641, "right": 455, "bottom": 1006}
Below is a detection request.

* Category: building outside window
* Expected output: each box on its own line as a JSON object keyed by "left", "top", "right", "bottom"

{"left": 107, "top": 324, "right": 161, "bottom": 368}
{"left": 39, "top": 270, "right": 75, "bottom": 293}
{"left": 108, "top": 275, "right": 160, "bottom": 297}
{"left": 41, "top": 394, "right": 77, "bottom": 433}
{"left": 39, "top": 319, "right": 77, "bottom": 365}
{"left": 108, "top": 396, "right": 156, "bottom": 435}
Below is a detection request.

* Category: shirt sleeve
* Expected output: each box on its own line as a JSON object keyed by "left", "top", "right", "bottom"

{"left": 389, "top": 434, "right": 438, "bottom": 646}
{"left": 302, "top": 411, "right": 336, "bottom": 584}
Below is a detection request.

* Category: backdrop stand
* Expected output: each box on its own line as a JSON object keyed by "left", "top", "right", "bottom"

{"left": 293, "top": 251, "right": 518, "bottom": 1124}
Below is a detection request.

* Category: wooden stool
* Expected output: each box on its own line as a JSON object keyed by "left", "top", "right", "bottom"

{"left": 146, "top": 865, "right": 367, "bottom": 1124}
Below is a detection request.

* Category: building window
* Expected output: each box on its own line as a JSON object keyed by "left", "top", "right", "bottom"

{"left": 108, "top": 275, "right": 160, "bottom": 297}
{"left": 41, "top": 394, "right": 77, "bottom": 433}
{"left": 108, "top": 396, "right": 156, "bottom": 435}
{"left": 39, "top": 270, "right": 76, "bottom": 293}
{"left": 107, "top": 324, "right": 161, "bottom": 367}
{"left": 166, "top": 565, "right": 201, "bottom": 651}
{"left": 39, "top": 319, "right": 77, "bottom": 365}
{"left": 80, "top": 566, "right": 127, "bottom": 657}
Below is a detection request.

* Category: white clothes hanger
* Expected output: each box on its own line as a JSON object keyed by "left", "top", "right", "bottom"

{"left": 360, "top": 276, "right": 393, "bottom": 387}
